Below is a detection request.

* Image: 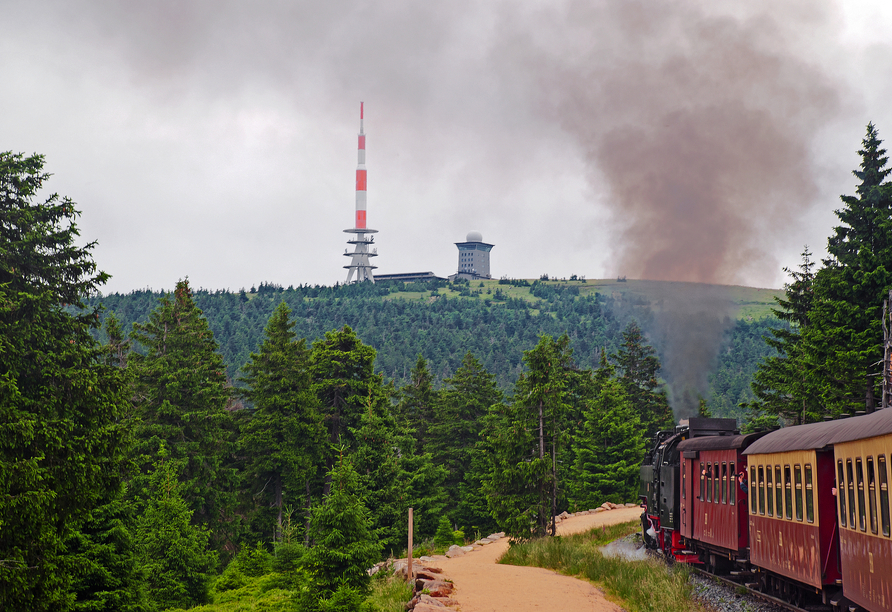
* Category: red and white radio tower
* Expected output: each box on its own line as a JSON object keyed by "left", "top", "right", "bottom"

{"left": 343, "top": 102, "right": 378, "bottom": 283}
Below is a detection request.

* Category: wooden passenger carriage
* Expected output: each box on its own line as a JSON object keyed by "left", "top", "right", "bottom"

{"left": 677, "top": 433, "right": 766, "bottom": 569}
{"left": 828, "top": 409, "right": 892, "bottom": 612}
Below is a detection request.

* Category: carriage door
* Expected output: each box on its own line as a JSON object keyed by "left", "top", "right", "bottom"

{"left": 682, "top": 451, "right": 697, "bottom": 538}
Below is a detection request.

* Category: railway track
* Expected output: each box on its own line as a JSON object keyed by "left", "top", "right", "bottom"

{"left": 693, "top": 568, "right": 833, "bottom": 612}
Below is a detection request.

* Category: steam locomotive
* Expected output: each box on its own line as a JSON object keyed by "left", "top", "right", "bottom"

{"left": 640, "top": 413, "right": 892, "bottom": 612}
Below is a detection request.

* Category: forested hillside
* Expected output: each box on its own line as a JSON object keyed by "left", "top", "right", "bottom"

{"left": 85, "top": 279, "right": 781, "bottom": 416}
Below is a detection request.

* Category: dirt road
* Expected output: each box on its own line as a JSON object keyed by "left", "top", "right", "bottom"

{"left": 423, "top": 506, "right": 642, "bottom": 612}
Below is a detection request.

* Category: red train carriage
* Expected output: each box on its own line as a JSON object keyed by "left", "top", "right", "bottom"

{"left": 743, "top": 421, "right": 843, "bottom": 605}
{"left": 677, "top": 432, "right": 767, "bottom": 570}
{"left": 829, "top": 408, "right": 892, "bottom": 612}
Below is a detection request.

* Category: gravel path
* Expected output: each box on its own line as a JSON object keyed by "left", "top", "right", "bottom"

{"left": 420, "top": 507, "right": 641, "bottom": 612}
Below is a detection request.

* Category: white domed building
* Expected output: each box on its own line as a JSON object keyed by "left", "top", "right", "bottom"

{"left": 449, "top": 231, "right": 494, "bottom": 281}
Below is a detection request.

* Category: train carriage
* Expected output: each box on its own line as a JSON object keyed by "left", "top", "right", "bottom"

{"left": 743, "top": 420, "right": 844, "bottom": 603}
{"left": 677, "top": 432, "right": 766, "bottom": 569}
{"left": 828, "top": 408, "right": 892, "bottom": 612}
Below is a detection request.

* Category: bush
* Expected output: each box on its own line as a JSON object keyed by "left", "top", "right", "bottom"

{"left": 433, "top": 516, "right": 454, "bottom": 548}
{"left": 238, "top": 541, "right": 273, "bottom": 578}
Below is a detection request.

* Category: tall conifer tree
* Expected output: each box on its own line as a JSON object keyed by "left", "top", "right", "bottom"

{"left": 485, "top": 336, "right": 572, "bottom": 539}
{"left": 130, "top": 279, "right": 236, "bottom": 543}
{"left": 803, "top": 124, "right": 892, "bottom": 414}
{"left": 611, "top": 321, "right": 673, "bottom": 437}
{"left": 0, "top": 152, "right": 132, "bottom": 610}
{"left": 747, "top": 247, "right": 818, "bottom": 424}
{"left": 309, "top": 326, "right": 380, "bottom": 494}
{"left": 427, "top": 352, "right": 502, "bottom": 528}
{"left": 240, "top": 301, "right": 325, "bottom": 542}
{"left": 570, "top": 356, "right": 643, "bottom": 508}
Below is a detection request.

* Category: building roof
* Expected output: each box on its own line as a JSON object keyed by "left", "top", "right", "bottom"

{"left": 743, "top": 408, "right": 892, "bottom": 455}
{"left": 374, "top": 271, "right": 445, "bottom": 282}
{"left": 678, "top": 431, "right": 769, "bottom": 452}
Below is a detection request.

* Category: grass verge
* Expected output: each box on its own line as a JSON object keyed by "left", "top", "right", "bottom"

{"left": 498, "top": 520, "right": 697, "bottom": 612}
{"left": 366, "top": 572, "right": 415, "bottom": 612}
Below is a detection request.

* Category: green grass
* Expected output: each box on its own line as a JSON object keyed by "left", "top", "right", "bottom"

{"left": 498, "top": 521, "right": 701, "bottom": 612}
{"left": 382, "top": 278, "right": 782, "bottom": 321}
{"left": 365, "top": 573, "right": 415, "bottom": 612}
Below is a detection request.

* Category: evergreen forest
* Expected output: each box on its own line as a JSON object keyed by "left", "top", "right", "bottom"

{"left": 4, "top": 124, "right": 892, "bottom": 610}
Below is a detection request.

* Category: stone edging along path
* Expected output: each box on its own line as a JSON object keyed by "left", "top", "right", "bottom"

{"left": 373, "top": 502, "right": 642, "bottom": 612}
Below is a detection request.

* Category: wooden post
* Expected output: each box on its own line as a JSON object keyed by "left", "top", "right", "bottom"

{"left": 407, "top": 507, "right": 414, "bottom": 584}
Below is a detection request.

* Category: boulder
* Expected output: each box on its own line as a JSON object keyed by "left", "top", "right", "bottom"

{"left": 625, "top": 502, "right": 639, "bottom": 508}
{"left": 444, "top": 546, "right": 465, "bottom": 558}
{"left": 420, "top": 593, "right": 457, "bottom": 607}
{"left": 416, "top": 579, "right": 454, "bottom": 597}
{"left": 594, "top": 507, "right": 606, "bottom": 513}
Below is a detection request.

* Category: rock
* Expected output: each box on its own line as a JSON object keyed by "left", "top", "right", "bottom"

{"left": 420, "top": 593, "right": 456, "bottom": 607}
{"left": 416, "top": 579, "right": 454, "bottom": 597}
{"left": 459, "top": 545, "right": 474, "bottom": 553}
{"left": 416, "top": 569, "right": 443, "bottom": 578}
{"left": 444, "top": 546, "right": 465, "bottom": 558}
{"left": 414, "top": 603, "right": 451, "bottom": 611}
{"left": 625, "top": 502, "right": 639, "bottom": 507}
{"left": 594, "top": 507, "right": 606, "bottom": 513}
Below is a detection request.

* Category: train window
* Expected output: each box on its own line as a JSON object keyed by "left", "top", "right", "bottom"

{"left": 758, "top": 466, "right": 765, "bottom": 515}
{"left": 794, "top": 465, "right": 803, "bottom": 521}
{"left": 805, "top": 464, "right": 814, "bottom": 523}
{"left": 766, "top": 466, "right": 774, "bottom": 517}
{"left": 750, "top": 466, "right": 757, "bottom": 514}
{"left": 856, "top": 458, "right": 866, "bottom": 532}
{"left": 708, "top": 465, "right": 713, "bottom": 503}
{"left": 775, "top": 466, "right": 783, "bottom": 518}
{"left": 730, "top": 462, "right": 735, "bottom": 505}
{"left": 837, "top": 460, "right": 847, "bottom": 528}
{"left": 682, "top": 467, "right": 686, "bottom": 500}
{"left": 867, "top": 457, "right": 878, "bottom": 535}
{"left": 784, "top": 465, "right": 793, "bottom": 520}
{"left": 847, "top": 460, "right": 856, "bottom": 529}
{"left": 879, "top": 456, "right": 890, "bottom": 537}
{"left": 700, "top": 462, "right": 705, "bottom": 501}
{"left": 714, "top": 464, "right": 720, "bottom": 503}
{"left": 722, "top": 463, "right": 727, "bottom": 504}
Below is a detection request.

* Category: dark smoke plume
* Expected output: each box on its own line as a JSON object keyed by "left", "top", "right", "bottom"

{"left": 500, "top": 0, "right": 841, "bottom": 418}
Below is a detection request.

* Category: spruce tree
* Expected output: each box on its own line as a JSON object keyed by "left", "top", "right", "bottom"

{"left": 300, "top": 452, "right": 381, "bottom": 611}
{"left": 611, "top": 321, "right": 673, "bottom": 437}
{"left": 66, "top": 488, "right": 148, "bottom": 612}
{"left": 747, "top": 247, "right": 818, "bottom": 424}
{"left": 394, "top": 355, "right": 438, "bottom": 454}
{"left": 134, "top": 448, "right": 216, "bottom": 610}
{"left": 240, "top": 301, "right": 325, "bottom": 542}
{"left": 803, "top": 124, "right": 892, "bottom": 414}
{"left": 484, "top": 336, "right": 573, "bottom": 539}
{"left": 570, "top": 377, "right": 643, "bottom": 507}
{"left": 309, "top": 326, "right": 380, "bottom": 493}
{"left": 129, "top": 279, "right": 237, "bottom": 544}
{"left": 0, "top": 152, "right": 132, "bottom": 610}
{"left": 427, "top": 352, "right": 503, "bottom": 529}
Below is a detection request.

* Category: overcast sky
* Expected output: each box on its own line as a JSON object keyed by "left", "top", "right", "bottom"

{"left": 4, "top": 0, "right": 892, "bottom": 294}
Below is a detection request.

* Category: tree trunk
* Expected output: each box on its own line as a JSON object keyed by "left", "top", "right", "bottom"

{"left": 304, "top": 479, "right": 312, "bottom": 547}
{"left": 276, "top": 474, "right": 283, "bottom": 542}
{"left": 538, "top": 399, "right": 546, "bottom": 537}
